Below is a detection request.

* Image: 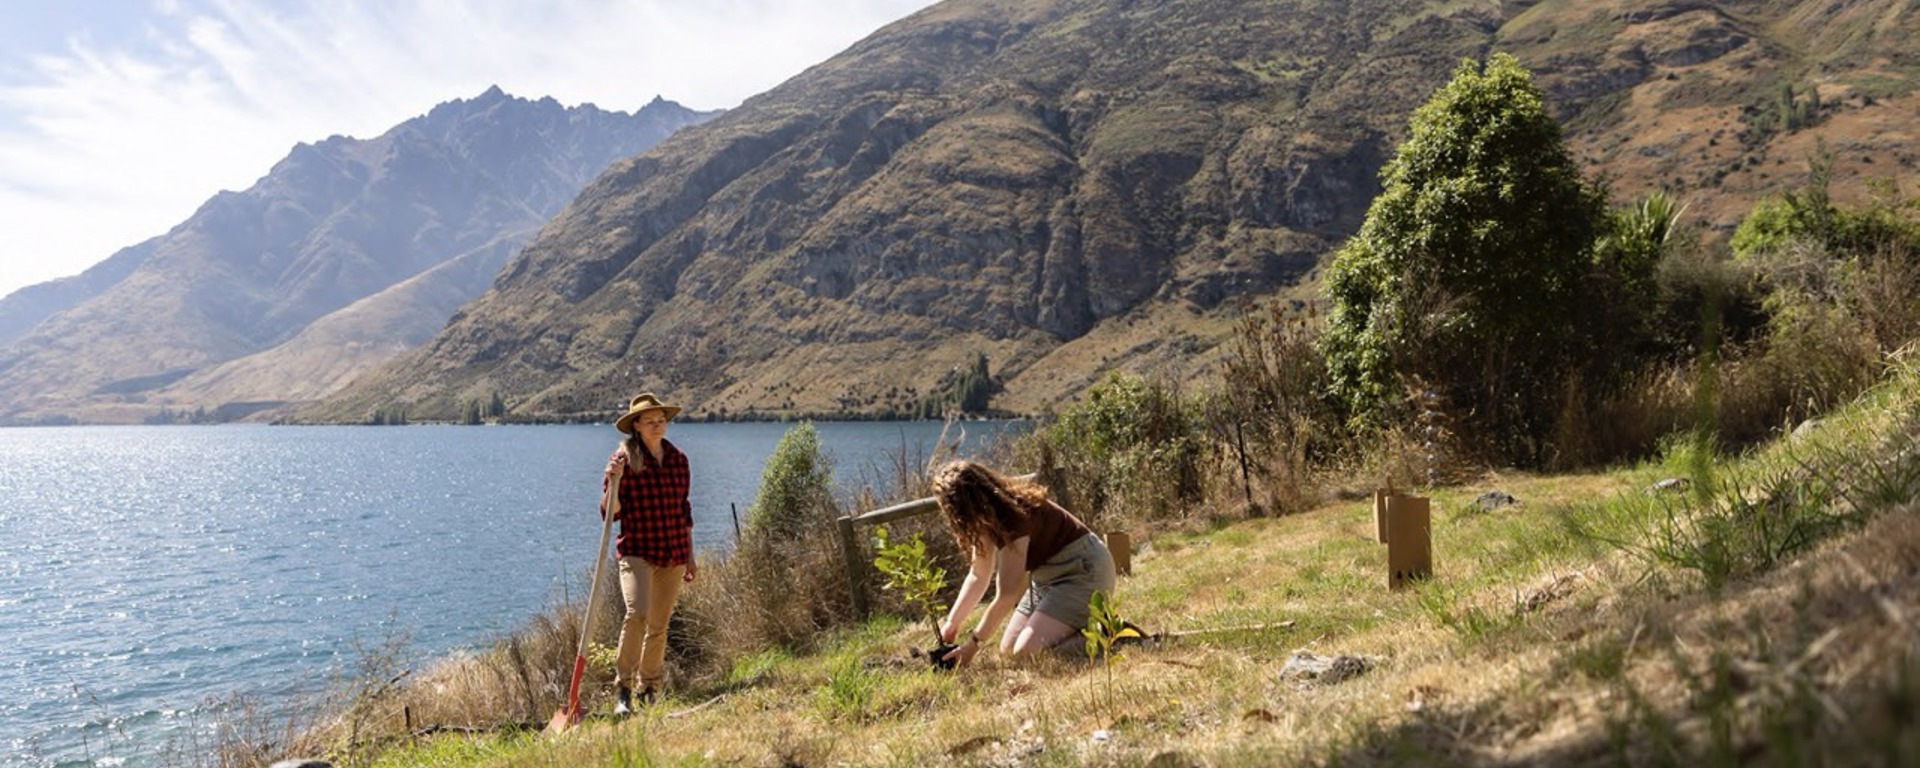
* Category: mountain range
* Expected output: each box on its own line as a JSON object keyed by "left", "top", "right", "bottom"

{"left": 0, "top": 87, "right": 716, "bottom": 424}
{"left": 308, "top": 0, "right": 1920, "bottom": 424}
{"left": 6, "top": 0, "right": 1916, "bottom": 425}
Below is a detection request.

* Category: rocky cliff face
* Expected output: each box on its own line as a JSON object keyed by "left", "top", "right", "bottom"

{"left": 307, "top": 0, "right": 1918, "bottom": 424}
{"left": 0, "top": 88, "right": 716, "bottom": 424}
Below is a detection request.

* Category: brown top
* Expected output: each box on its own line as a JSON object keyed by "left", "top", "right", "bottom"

{"left": 996, "top": 500, "right": 1091, "bottom": 571}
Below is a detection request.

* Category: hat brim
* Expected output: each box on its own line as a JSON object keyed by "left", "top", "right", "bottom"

{"left": 616, "top": 405, "right": 681, "bottom": 434}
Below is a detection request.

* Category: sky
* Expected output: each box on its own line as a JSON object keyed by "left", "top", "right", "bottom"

{"left": 0, "top": 0, "right": 937, "bottom": 299}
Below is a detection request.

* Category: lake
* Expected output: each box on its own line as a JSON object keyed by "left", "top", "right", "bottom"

{"left": 0, "top": 421, "right": 1023, "bottom": 768}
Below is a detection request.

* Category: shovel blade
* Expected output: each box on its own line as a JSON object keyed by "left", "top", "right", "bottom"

{"left": 545, "top": 653, "right": 589, "bottom": 735}
{"left": 546, "top": 705, "right": 583, "bottom": 735}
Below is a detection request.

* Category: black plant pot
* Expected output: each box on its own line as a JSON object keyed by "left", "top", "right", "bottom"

{"left": 926, "top": 643, "right": 959, "bottom": 670}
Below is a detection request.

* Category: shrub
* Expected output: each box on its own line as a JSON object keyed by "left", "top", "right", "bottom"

{"left": 1205, "top": 301, "right": 1344, "bottom": 514}
{"left": 1728, "top": 158, "right": 1920, "bottom": 431}
{"left": 674, "top": 522, "right": 852, "bottom": 677}
{"left": 1572, "top": 164, "right": 1918, "bottom": 465}
{"left": 1020, "top": 372, "right": 1207, "bottom": 527}
{"left": 1586, "top": 190, "right": 1687, "bottom": 364}
{"left": 677, "top": 422, "right": 850, "bottom": 676}
{"left": 744, "top": 422, "right": 836, "bottom": 540}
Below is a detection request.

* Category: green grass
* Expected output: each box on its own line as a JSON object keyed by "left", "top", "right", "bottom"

{"left": 366, "top": 730, "right": 539, "bottom": 768}
{"left": 814, "top": 654, "right": 884, "bottom": 722}
{"left": 724, "top": 648, "right": 791, "bottom": 686}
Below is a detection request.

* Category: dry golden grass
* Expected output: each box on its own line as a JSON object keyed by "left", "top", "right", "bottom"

{"left": 351, "top": 415, "right": 1914, "bottom": 766}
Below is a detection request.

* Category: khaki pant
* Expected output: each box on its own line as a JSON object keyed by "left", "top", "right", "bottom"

{"left": 615, "top": 556, "right": 685, "bottom": 691}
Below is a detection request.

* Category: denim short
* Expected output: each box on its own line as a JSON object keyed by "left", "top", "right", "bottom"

{"left": 1017, "top": 533, "right": 1118, "bottom": 630}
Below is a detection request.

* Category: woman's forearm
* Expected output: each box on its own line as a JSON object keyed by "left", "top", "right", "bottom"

{"left": 942, "top": 570, "right": 991, "bottom": 642}
{"left": 943, "top": 547, "right": 995, "bottom": 642}
{"left": 973, "top": 576, "right": 1028, "bottom": 644}
{"left": 972, "top": 539, "right": 1032, "bottom": 646}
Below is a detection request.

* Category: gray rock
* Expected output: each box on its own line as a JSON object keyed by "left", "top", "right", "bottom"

{"left": 1468, "top": 490, "right": 1518, "bottom": 512}
{"left": 1792, "top": 418, "right": 1822, "bottom": 441}
{"left": 1645, "top": 477, "right": 1692, "bottom": 494}
{"left": 1279, "top": 651, "right": 1369, "bottom": 685}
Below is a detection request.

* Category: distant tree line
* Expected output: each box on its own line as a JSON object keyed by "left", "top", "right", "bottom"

{"left": 911, "top": 353, "right": 1000, "bottom": 419}
{"left": 460, "top": 393, "right": 508, "bottom": 425}
{"left": 367, "top": 405, "right": 410, "bottom": 426}
{"left": 145, "top": 407, "right": 213, "bottom": 425}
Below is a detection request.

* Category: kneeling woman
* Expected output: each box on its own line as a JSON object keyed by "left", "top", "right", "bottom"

{"left": 932, "top": 460, "right": 1116, "bottom": 667}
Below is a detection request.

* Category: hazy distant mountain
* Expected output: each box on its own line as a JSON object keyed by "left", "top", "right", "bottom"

{"left": 305, "top": 0, "right": 1919, "bottom": 424}
{"left": 157, "top": 234, "right": 525, "bottom": 417}
{"left": 0, "top": 240, "right": 157, "bottom": 348}
{"left": 0, "top": 87, "right": 717, "bottom": 424}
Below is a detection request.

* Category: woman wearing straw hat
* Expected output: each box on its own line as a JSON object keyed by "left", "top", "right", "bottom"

{"left": 602, "top": 392, "right": 697, "bottom": 715}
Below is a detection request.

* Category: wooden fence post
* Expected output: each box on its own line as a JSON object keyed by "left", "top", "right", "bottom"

{"left": 837, "top": 515, "right": 868, "bottom": 619}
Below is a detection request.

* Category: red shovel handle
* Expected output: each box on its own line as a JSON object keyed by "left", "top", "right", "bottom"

{"left": 551, "top": 453, "right": 621, "bottom": 731}
{"left": 566, "top": 654, "right": 587, "bottom": 714}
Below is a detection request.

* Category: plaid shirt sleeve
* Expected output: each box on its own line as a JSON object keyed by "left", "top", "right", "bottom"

{"left": 605, "top": 440, "right": 694, "bottom": 566}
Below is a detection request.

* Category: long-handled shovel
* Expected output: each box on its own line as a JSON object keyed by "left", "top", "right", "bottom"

{"left": 548, "top": 480, "right": 620, "bottom": 734}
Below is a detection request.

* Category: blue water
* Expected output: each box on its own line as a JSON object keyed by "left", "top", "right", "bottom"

{"left": 0, "top": 421, "right": 1021, "bottom": 767}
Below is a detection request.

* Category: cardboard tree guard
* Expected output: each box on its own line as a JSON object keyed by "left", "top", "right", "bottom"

{"left": 1385, "top": 494, "right": 1432, "bottom": 590}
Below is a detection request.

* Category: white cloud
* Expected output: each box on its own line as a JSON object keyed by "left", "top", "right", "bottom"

{"left": 0, "top": 0, "right": 933, "bottom": 297}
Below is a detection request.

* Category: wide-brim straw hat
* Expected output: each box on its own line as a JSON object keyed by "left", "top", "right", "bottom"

{"left": 615, "top": 392, "right": 681, "bottom": 434}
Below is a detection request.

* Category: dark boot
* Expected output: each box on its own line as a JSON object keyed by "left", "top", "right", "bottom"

{"left": 613, "top": 686, "right": 634, "bottom": 717}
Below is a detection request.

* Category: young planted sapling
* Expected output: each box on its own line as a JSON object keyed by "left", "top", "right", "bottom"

{"left": 872, "top": 525, "right": 955, "bottom": 668}
{"left": 1082, "top": 590, "right": 1146, "bottom": 720}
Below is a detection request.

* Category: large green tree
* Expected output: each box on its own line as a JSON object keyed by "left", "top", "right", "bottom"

{"left": 1322, "top": 53, "right": 1606, "bottom": 460}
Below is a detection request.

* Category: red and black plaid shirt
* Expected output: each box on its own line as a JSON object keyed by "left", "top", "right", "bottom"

{"left": 601, "top": 439, "right": 693, "bottom": 566}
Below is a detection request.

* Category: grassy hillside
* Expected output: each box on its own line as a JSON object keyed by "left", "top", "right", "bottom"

{"left": 246, "top": 354, "right": 1920, "bottom": 767}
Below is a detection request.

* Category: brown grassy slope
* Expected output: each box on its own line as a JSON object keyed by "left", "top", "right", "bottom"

{"left": 365, "top": 484, "right": 1919, "bottom": 767}
{"left": 340, "top": 372, "right": 1920, "bottom": 766}
{"left": 1509, "top": 0, "right": 1920, "bottom": 226}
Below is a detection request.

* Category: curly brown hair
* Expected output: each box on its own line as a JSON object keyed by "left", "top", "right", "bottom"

{"left": 930, "top": 460, "right": 1049, "bottom": 554}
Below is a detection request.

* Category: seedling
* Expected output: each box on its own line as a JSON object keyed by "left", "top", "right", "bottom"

{"left": 872, "top": 526, "right": 953, "bottom": 667}
{"left": 1082, "top": 590, "right": 1144, "bottom": 719}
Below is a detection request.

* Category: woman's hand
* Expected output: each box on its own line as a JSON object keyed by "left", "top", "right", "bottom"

{"left": 942, "top": 635, "right": 983, "bottom": 668}
{"left": 683, "top": 558, "right": 698, "bottom": 583}
{"left": 605, "top": 452, "right": 628, "bottom": 480}
{"left": 938, "top": 621, "right": 957, "bottom": 646}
